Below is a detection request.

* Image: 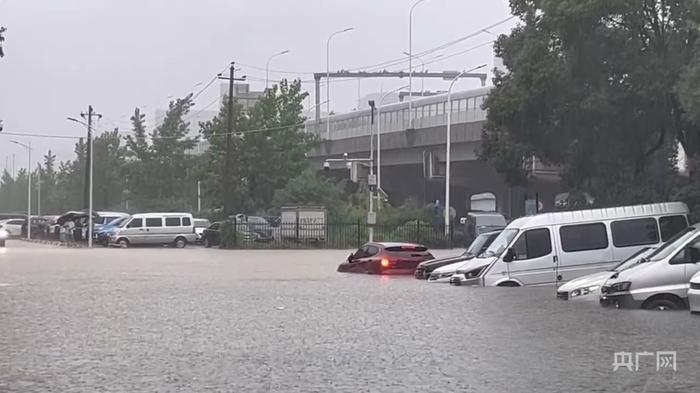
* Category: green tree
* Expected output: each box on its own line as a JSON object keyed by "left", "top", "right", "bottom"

{"left": 124, "top": 96, "right": 199, "bottom": 211}
{"left": 271, "top": 169, "right": 356, "bottom": 221}
{"left": 200, "top": 79, "right": 316, "bottom": 214}
{"left": 481, "top": 0, "right": 699, "bottom": 206}
{"left": 93, "top": 129, "right": 127, "bottom": 210}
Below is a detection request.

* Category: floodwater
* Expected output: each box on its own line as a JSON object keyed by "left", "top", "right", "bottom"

{"left": 1, "top": 241, "right": 699, "bottom": 392}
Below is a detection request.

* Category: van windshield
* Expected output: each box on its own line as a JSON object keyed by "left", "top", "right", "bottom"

{"left": 645, "top": 226, "right": 699, "bottom": 262}
{"left": 480, "top": 229, "right": 518, "bottom": 258}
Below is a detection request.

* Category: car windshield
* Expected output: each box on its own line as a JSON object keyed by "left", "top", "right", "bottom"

{"left": 480, "top": 229, "right": 518, "bottom": 258}
{"left": 464, "top": 233, "right": 492, "bottom": 256}
{"left": 611, "top": 247, "right": 655, "bottom": 271}
{"left": 645, "top": 226, "right": 699, "bottom": 262}
{"left": 107, "top": 216, "right": 128, "bottom": 226}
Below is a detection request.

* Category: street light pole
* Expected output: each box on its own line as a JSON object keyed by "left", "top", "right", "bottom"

{"left": 408, "top": 0, "right": 428, "bottom": 129}
{"left": 265, "top": 50, "right": 289, "bottom": 90}
{"left": 10, "top": 140, "right": 31, "bottom": 240}
{"left": 376, "top": 85, "right": 409, "bottom": 210}
{"left": 326, "top": 27, "right": 354, "bottom": 139}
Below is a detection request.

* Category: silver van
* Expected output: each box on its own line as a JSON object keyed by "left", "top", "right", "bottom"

{"left": 600, "top": 225, "right": 700, "bottom": 310}
{"left": 109, "top": 213, "right": 197, "bottom": 248}
{"left": 453, "top": 202, "right": 689, "bottom": 287}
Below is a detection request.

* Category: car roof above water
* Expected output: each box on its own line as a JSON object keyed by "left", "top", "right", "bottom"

{"left": 369, "top": 242, "right": 427, "bottom": 249}
{"left": 506, "top": 202, "right": 688, "bottom": 229}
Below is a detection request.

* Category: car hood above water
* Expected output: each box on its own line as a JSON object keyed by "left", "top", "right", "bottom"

{"left": 418, "top": 253, "right": 470, "bottom": 268}
{"left": 558, "top": 271, "right": 613, "bottom": 293}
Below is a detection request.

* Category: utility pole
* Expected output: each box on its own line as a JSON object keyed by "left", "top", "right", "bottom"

{"left": 218, "top": 62, "right": 246, "bottom": 216}
{"left": 80, "top": 106, "right": 101, "bottom": 210}
{"left": 36, "top": 164, "right": 41, "bottom": 216}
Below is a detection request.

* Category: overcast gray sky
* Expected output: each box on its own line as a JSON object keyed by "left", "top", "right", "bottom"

{"left": 0, "top": 0, "right": 514, "bottom": 171}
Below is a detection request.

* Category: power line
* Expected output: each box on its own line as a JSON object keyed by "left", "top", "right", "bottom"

{"left": 0, "top": 131, "right": 82, "bottom": 139}
{"left": 240, "top": 16, "right": 515, "bottom": 78}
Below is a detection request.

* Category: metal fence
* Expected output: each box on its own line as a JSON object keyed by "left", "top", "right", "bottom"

{"left": 221, "top": 220, "right": 456, "bottom": 250}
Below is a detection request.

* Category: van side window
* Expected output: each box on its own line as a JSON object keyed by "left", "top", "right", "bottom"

{"left": 165, "top": 217, "right": 181, "bottom": 227}
{"left": 126, "top": 218, "right": 142, "bottom": 228}
{"left": 182, "top": 217, "right": 192, "bottom": 226}
{"left": 560, "top": 223, "right": 608, "bottom": 252}
{"left": 611, "top": 218, "right": 659, "bottom": 247}
{"left": 511, "top": 228, "right": 552, "bottom": 260}
{"left": 659, "top": 215, "right": 689, "bottom": 242}
{"left": 145, "top": 218, "right": 162, "bottom": 227}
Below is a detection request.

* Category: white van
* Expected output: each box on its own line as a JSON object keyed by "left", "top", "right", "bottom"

{"left": 109, "top": 213, "right": 197, "bottom": 248}
{"left": 601, "top": 225, "right": 700, "bottom": 310}
{"left": 463, "top": 202, "right": 689, "bottom": 287}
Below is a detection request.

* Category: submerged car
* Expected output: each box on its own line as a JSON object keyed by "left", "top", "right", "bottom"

{"left": 428, "top": 258, "right": 481, "bottom": 283}
{"left": 601, "top": 226, "right": 700, "bottom": 310}
{"left": 337, "top": 242, "right": 434, "bottom": 275}
{"left": 557, "top": 246, "right": 656, "bottom": 300}
{"left": 415, "top": 230, "right": 501, "bottom": 279}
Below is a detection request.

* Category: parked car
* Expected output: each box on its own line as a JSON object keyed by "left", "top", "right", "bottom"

{"left": 193, "top": 218, "right": 211, "bottom": 243}
{"left": 201, "top": 221, "right": 261, "bottom": 247}
{"left": 415, "top": 230, "right": 501, "bottom": 279}
{"left": 429, "top": 260, "right": 472, "bottom": 283}
{"left": 94, "top": 216, "right": 131, "bottom": 245}
{"left": 0, "top": 218, "right": 25, "bottom": 237}
{"left": 0, "top": 228, "right": 8, "bottom": 247}
{"left": 557, "top": 246, "right": 657, "bottom": 300}
{"left": 246, "top": 216, "right": 273, "bottom": 240}
{"left": 201, "top": 222, "right": 222, "bottom": 248}
{"left": 600, "top": 225, "right": 700, "bottom": 310}
{"left": 468, "top": 202, "right": 688, "bottom": 287}
{"left": 95, "top": 211, "right": 129, "bottom": 226}
{"left": 109, "top": 213, "right": 197, "bottom": 248}
{"left": 337, "top": 242, "right": 434, "bottom": 275}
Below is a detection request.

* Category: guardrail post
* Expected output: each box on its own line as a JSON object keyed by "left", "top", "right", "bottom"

{"left": 416, "top": 220, "right": 420, "bottom": 244}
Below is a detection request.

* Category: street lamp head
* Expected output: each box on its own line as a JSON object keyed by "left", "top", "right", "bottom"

{"left": 280, "top": 50, "right": 290, "bottom": 55}
{"left": 342, "top": 27, "right": 354, "bottom": 32}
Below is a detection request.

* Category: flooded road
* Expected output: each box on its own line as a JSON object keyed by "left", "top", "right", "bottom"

{"left": 1, "top": 241, "right": 699, "bottom": 392}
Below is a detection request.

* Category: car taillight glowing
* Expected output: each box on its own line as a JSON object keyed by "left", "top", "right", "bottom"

{"left": 381, "top": 258, "right": 390, "bottom": 268}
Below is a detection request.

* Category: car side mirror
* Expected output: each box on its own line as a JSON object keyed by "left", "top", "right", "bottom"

{"left": 347, "top": 253, "right": 354, "bottom": 262}
{"left": 503, "top": 248, "right": 516, "bottom": 263}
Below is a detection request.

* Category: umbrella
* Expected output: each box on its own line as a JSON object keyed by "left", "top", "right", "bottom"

{"left": 56, "top": 210, "right": 101, "bottom": 225}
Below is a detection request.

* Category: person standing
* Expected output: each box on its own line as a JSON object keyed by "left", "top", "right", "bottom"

{"left": 65, "top": 220, "right": 75, "bottom": 245}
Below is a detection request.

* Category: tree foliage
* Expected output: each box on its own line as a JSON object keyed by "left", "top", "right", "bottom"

{"left": 481, "top": 0, "right": 700, "bottom": 206}
{"left": 200, "top": 79, "right": 317, "bottom": 215}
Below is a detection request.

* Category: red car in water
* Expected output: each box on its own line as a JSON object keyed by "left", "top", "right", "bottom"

{"left": 337, "top": 242, "right": 434, "bottom": 274}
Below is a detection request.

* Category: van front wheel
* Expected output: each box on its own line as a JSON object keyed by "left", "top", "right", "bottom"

{"left": 644, "top": 298, "right": 682, "bottom": 311}
{"left": 117, "top": 238, "right": 129, "bottom": 249}
{"left": 174, "top": 237, "right": 187, "bottom": 249}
